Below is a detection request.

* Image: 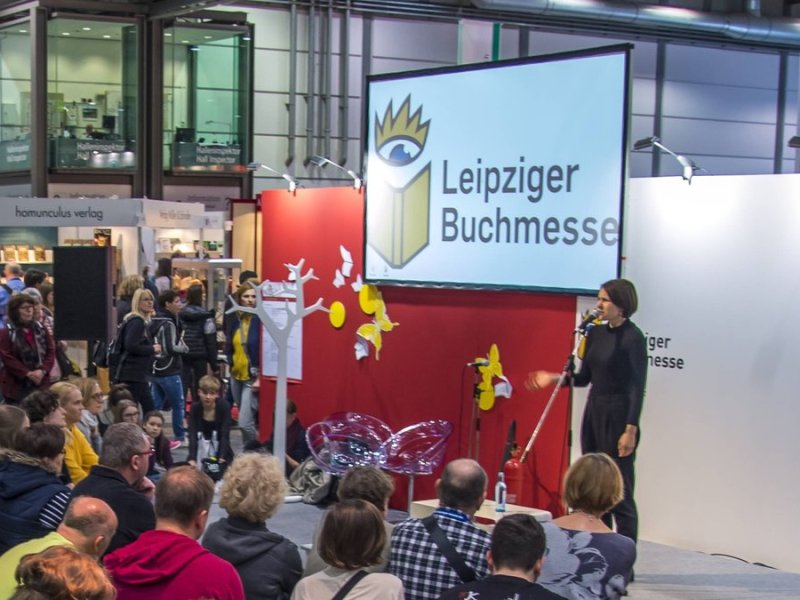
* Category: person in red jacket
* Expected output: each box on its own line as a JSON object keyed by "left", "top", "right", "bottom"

{"left": 104, "top": 465, "right": 244, "bottom": 600}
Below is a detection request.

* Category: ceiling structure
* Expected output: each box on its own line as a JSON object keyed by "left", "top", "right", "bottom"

{"left": 0, "top": 0, "right": 799, "bottom": 50}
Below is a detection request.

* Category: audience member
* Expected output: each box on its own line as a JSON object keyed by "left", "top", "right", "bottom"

{"left": 51, "top": 381, "right": 98, "bottom": 484}
{"left": 150, "top": 289, "right": 187, "bottom": 446}
{"left": 74, "top": 377, "right": 105, "bottom": 454}
{"left": 203, "top": 453, "right": 302, "bottom": 600}
{"left": 39, "top": 282, "right": 55, "bottom": 316}
{"left": 291, "top": 499, "right": 404, "bottom": 599}
{"left": 105, "top": 465, "right": 245, "bottom": 600}
{"left": 225, "top": 282, "right": 261, "bottom": 446}
{"left": 113, "top": 399, "right": 141, "bottom": 426}
{"left": 0, "top": 294, "right": 56, "bottom": 404}
{"left": 305, "top": 465, "right": 396, "bottom": 576}
{"left": 179, "top": 283, "right": 218, "bottom": 404}
{"left": 115, "top": 275, "right": 144, "bottom": 325}
{"left": 0, "top": 496, "right": 118, "bottom": 599}
{"left": 0, "top": 405, "right": 29, "bottom": 448}
{"left": 389, "top": 458, "right": 491, "bottom": 600}
{"left": 263, "top": 398, "right": 310, "bottom": 475}
{"left": 22, "top": 269, "right": 46, "bottom": 291}
{"left": 20, "top": 389, "right": 66, "bottom": 426}
{"left": 0, "top": 262, "right": 25, "bottom": 326}
{"left": 154, "top": 258, "right": 173, "bottom": 294}
{"left": 537, "top": 453, "right": 636, "bottom": 600}
{"left": 0, "top": 423, "right": 71, "bottom": 553}
{"left": 438, "top": 513, "right": 561, "bottom": 600}
{"left": 72, "top": 423, "right": 156, "bottom": 556}
{"left": 98, "top": 384, "right": 134, "bottom": 436}
{"left": 115, "top": 288, "right": 160, "bottom": 414}
{"left": 188, "top": 375, "right": 233, "bottom": 467}
{"left": 9, "top": 545, "right": 116, "bottom": 600}
{"left": 142, "top": 411, "right": 173, "bottom": 481}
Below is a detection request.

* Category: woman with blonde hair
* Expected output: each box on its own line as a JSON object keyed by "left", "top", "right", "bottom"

{"left": 203, "top": 453, "right": 302, "bottom": 600}
{"left": 74, "top": 377, "right": 104, "bottom": 454}
{"left": 10, "top": 545, "right": 116, "bottom": 599}
{"left": 51, "top": 381, "right": 98, "bottom": 485}
{"left": 116, "top": 274, "right": 144, "bottom": 325}
{"left": 115, "top": 288, "right": 161, "bottom": 414}
{"left": 536, "top": 453, "right": 636, "bottom": 600}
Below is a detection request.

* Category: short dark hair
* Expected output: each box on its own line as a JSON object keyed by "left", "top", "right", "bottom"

{"left": 156, "top": 258, "right": 172, "bottom": 278}
{"left": 100, "top": 423, "right": 148, "bottom": 469}
{"left": 0, "top": 405, "right": 28, "bottom": 448}
{"left": 338, "top": 466, "right": 395, "bottom": 511}
{"left": 106, "top": 384, "right": 134, "bottom": 409}
{"left": 21, "top": 390, "right": 60, "bottom": 424}
{"left": 155, "top": 465, "right": 215, "bottom": 527}
{"left": 158, "top": 289, "right": 179, "bottom": 307}
{"left": 438, "top": 459, "right": 487, "bottom": 513}
{"left": 601, "top": 278, "right": 638, "bottom": 318}
{"left": 491, "top": 514, "right": 547, "bottom": 571}
{"left": 239, "top": 270, "right": 258, "bottom": 284}
{"left": 23, "top": 270, "right": 46, "bottom": 289}
{"left": 14, "top": 423, "right": 65, "bottom": 460}
{"left": 318, "top": 499, "right": 385, "bottom": 570}
{"left": 7, "top": 294, "right": 37, "bottom": 327}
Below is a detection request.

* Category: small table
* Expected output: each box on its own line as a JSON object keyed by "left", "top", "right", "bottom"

{"left": 410, "top": 499, "right": 552, "bottom": 531}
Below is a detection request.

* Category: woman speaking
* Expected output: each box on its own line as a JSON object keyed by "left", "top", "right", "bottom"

{"left": 527, "top": 278, "right": 647, "bottom": 544}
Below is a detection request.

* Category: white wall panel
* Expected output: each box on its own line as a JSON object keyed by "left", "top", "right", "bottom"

{"left": 661, "top": 116, "right": 776, "bottom": 158}
{"left": 663, "top": 80, "right": 778, "bottom": 123}
{"left": 665, "top": 44, "right": 778, "bottom": 87}
{"left": 372, "top": 18, "right": 458, "bottom": 63}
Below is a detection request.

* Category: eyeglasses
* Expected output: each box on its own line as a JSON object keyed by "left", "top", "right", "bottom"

{"left": 135, "top": 448, "right": 155, "bottom": 457}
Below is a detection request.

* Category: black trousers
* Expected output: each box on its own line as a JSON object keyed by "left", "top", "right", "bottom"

{"left": 580, "top": 394, "right": 639, "bottom": 543}
{"left": 181, "top": 357, "right": 210, "bottom": 404}
{"left": 120, "top": 379, "right": 155, "bottom": 415}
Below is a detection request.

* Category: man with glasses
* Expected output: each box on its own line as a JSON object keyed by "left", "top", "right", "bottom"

{"left": 73, "top": 423, "right": 156, "bottom": 556}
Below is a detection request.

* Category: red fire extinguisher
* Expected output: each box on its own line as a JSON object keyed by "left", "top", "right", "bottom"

{"left": 504, "top": 445, "right": 524, "bottom": 506}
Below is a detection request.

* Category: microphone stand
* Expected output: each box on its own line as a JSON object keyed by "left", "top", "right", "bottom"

{"left": 521, "top": 326, "right": 588, "bottom": 464}
{"left": 468, "top": 364, "right": 482, "bottom": 460}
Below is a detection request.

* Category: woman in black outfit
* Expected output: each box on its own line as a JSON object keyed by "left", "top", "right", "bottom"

{"left": 116, "top": 288, "right": 161, "bottom": 415}
{"left": 527, "top": 278, "right": 647, "bottom": 543}
{"left": 187, "top": 375, "right": 233, "bottom": 467}
{"left": 180, "top": 283, "right": 218, "bottom": 404}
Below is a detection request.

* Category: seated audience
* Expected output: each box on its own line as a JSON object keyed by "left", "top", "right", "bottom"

{"left": 75, "top": 377, "right": 105, "bottom": 454}
{"left": 105, "top": 465, "right": 245, "bottom": 600}
{"left": 188, "top": 375, "right": 233, "bottom": 467}
{"left": 537, "top": 453, "right": 636, "bottom": 600}
{"left": 98, "top": 384, "right": 135, "bottom": 436}
{"left": 203, "top": 453, "right": 302, "bottom": 600}
{"left": 305, "top": 465, "right": 396, "bottom": 576}
{"left": 113, "top": 400, "right": 141, "bottom": 426}
{"left": 0, "top": 423, "right": 72, "bottom": 553}
{"left": 142, "top": 411, "right": 173, "bottom": 481}
{"left": 389, "top": 458, "right": 491, "bottom": 600}
{"left": 0, "top": 496, "right": 118, "bottom": 599}
{"left": 291, "top": 499, "right": 404, "bottom": 599}
{"left": 438, "top": 513, "right": 561, "bottom": 599}
{"left": 72, "top": 423, "right": 156, "bottom": 556}
{"left": 9, "top": 545, "right": 116, "bottom": 600}
{"left": 52, "top": 381, "right": 98, "bottom": 484}
{"left": 0, "top": 405, "right": 29, "bottom": 448}
{"left": 20, "top": 390, "right": 66, "bottom": 426}
{"left": 262, "top": 398, "right": 311, "bottom": 475}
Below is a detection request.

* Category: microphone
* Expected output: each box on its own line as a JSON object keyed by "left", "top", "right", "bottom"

{"left": 467, "top": 359, "right": 490, "bottom": 367}
{"left": 576, "top": 308, "right": 601, "bottom": 333}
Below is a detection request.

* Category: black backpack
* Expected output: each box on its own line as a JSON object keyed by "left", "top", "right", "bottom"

{"left": 92, "top": 318, "right": 133, "bottom": 381}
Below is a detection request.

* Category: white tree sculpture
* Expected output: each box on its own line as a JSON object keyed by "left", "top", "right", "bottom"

{"left": 226, "top": 259, "right": 325, "bottom": 467}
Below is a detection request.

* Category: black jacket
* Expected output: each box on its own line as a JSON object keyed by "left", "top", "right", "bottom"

{"left": 180, "top": 304, "right": 218, "bottom": 367}
{"left": 150, "top": 311, "right": 186, "bottom": 378}
{"left": 202, "top": 516, "right": 302, "bottom": 600}
{"left": 187, "top": 399, "right": 234, "bottom": 464}
{"left": 73, "top": 465, "right": 156, "bottom": 556}
{"left": 117, "top": 315, "right": 155, "bottom": 383}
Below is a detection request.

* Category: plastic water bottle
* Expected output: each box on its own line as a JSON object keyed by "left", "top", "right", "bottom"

{"left": 495, "top": 472, "right": 507, "bottom": 513}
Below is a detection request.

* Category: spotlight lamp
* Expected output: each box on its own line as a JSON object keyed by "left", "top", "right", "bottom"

{"left": 309, "top": 155, "right": 363, "bottom": 190}
{"left": 247, "top": 162, "right": 298, "bottom": 193}
{"left": 633, "top": 136, "right": 701, "bottom": 185}
{"left": 788, "top": 136, "right": 800, "bottom": 149}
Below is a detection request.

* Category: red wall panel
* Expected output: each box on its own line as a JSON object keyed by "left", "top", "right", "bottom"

{"left": 259, "top": 187, "right": 576, "bottom": 515}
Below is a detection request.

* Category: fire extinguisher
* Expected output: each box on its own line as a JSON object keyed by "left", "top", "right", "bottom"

{"left": 504, "top": 445, "right": 524, "bottom": 506}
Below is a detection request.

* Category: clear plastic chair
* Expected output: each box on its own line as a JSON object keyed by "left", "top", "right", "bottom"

{"left": 306, "top": 412, "right": 393, "bottom": 474}
{"left": 380, "top": 419, "right": 454, "bottom": 507}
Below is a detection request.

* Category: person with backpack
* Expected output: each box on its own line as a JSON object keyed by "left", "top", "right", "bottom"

{"left": 0, "top": 262, "right": 26, "bottom": 330}
{"left": 0, "top": 294, "right": 56, "bottom": 404}
{"left": 180, "top": 283, "right": 218, "bottom": 405}
{"left": 115, "top": 289, "right": 161, "bottom": 415}
{"left": 150, "top": 290, "right": 188, "bottom": 448}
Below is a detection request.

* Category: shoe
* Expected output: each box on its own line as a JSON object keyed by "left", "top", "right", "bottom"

{"left": 169, "top": 439, "right": 184, "bottom": 451}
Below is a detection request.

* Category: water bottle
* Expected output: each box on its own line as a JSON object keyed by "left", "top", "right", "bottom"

{"left": 495, "top": 472, "right": 507, "bottom": 513}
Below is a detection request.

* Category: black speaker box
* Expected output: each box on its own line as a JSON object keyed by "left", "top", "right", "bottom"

{"left": 53, "top": 246, "right": 113, "bottom": 341}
